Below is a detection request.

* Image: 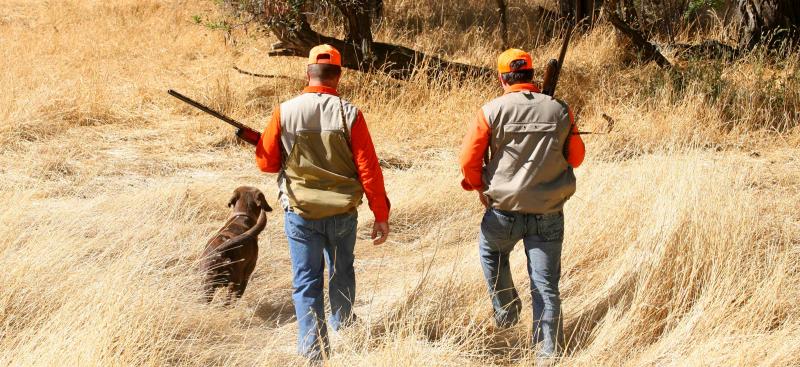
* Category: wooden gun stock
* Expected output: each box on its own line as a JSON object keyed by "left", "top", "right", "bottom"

{"left": 541, "top": 59, "right": 560, "bottom": 96}
{"left": 541, "top": 25, "right": 575, "bottom": 97}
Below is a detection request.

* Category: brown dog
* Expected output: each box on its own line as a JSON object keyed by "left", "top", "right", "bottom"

{"left": 201, "top": 186, "right": 272, "bottom": 302}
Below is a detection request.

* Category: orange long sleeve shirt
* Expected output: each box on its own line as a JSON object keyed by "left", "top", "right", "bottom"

{"left": 255, "top": 87, "right": 391, "bottom": 222}
{"left": 459, "top": 84, "right": 585, "bottom": 191}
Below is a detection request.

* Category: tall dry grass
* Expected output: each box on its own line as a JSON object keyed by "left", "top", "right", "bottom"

{"left": 1, "top": 0, "right": 798, "bottom": 366}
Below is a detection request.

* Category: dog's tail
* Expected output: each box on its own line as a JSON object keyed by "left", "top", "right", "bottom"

{"left": 216, "top": 209, "right": 267, "bottom": 253}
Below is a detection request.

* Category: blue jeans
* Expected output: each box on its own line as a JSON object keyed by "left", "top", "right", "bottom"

{"left": 478, "top": 208, "right": 565, "bottom": 357}
{"left": 285, "top": 211, "right": 358, "bottom": 360}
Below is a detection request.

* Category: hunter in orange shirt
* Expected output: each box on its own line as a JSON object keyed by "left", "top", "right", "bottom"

{"left": 459, "top": 48, "right": 584, "bottom": 360}
{"left": 255, "top": 45, "right": 390, "bottom": 361}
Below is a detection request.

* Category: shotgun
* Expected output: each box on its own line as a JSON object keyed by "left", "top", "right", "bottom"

{"left": 541, "top": 24, "right": 575, "bottom": 97}
{"left": 167, "top": 89, "right": 261, "bottom": 146}
{"left": 540, "top": 26, "right": 613, "bottom": 135}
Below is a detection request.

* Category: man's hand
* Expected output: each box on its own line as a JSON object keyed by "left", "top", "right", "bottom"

{"left": 478, "top": 191, "right": 489, "bottom": 208}
{"left": 372, "top": 221, "right": 390, "bottom": 245}
{"left": 235, "top": 127, "right": 261, "bottom": 146}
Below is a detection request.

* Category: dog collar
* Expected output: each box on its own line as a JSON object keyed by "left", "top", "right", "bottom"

{"left": 229, "top": 211, "right": 256, "bottom": 222}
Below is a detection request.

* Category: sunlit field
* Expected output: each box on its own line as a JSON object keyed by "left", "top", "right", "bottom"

{"left": 1, "top": 1, "right": 799, "bottom": 366}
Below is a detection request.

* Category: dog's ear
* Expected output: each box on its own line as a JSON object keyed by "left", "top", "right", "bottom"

{"left": 257, "top": 192, "right": 273, "bottom": 212}
{"left": 227, "top": 190, "right": 240, "bottom": 208}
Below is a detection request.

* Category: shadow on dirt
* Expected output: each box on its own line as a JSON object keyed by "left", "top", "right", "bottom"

{"left": 562, "top": 273, "right": 637, "bottom": 354}
{"left": 253, "top": 300, "right": 296, "bottom": 327}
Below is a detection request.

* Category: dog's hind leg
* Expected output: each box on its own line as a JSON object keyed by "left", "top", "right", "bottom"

{"left": 202, "top": 276, "right": 217, "bottom": 303}
{"left": 235, "top": 259, "right": 257, "bottom": 299}
{"left": 234, "top": 279, "right": 248, "bottom": 299}
{"left": 222, "top": 283, "right": 240, "bottom": 306}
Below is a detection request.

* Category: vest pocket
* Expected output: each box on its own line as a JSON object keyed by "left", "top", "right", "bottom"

{"left": 284, "top": 130, "right": 364, "bottom": 219}
{"left": 503, "top": 121, "right": 556, "bottom": 133}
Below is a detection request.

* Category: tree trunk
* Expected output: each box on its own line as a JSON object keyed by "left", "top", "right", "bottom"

{"left": 558, "top": 0, "right": 574, "bottom": 21}
{"left": 559, "top": 0, "right": 602, "bottom": 26}
{"left": 737, "top": 0, "right": 800, "bottom": 50}
{"left": 266, "top": 2, "right": 491, "bottom": 80}
{"left": 620, "top": 0, "right": 638, "bottom": 24}
{"left": 496, "top": 0, "right": 509, "bottom": 49}
{"left": 334, "top": 0, "right": 377, "bottom": 68}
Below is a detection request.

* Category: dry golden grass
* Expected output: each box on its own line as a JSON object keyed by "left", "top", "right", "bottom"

{"left": 1, "top": 1, "right": 799, "bottom": 366}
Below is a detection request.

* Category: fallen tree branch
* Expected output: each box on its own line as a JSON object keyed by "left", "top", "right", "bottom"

{"left": 671, "top": 40, "right": 740, "bottom": 61}
{"left": 606, "top": 0, "right": 672, "bottom": 68}
{"left": 227, "top": 1, "right": 492, "bottom": 81}
{"left": 232, "top": 65, "right": 294, "bottom": 79}
{"left": 267, "top": 21, "right": 493, "bottom": 80}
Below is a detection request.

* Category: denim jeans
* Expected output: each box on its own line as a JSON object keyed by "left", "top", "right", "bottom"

{"left": 285, "top": 211, "right": 358, "bottom": 360}
{"left": 478, "top": 208, "right": 565, "bottom": 357}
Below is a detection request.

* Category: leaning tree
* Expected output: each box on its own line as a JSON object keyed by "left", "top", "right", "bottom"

{"left": 737, "top": 0, "right": 800, "bottom": 50}
{"left": 594, "top": 0, "right": 799, "bottom": 68}
{"left": 222, "top": 0, "right": 491, "bottom": 79}
{"left": 561, "top": 0, "right": 798, "bottom": 51}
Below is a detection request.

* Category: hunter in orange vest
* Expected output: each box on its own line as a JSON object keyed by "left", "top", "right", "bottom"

{"left": 255, "top": 44, "right": 390, "bottom": 361}
{"left": 459, "top": 48, "right": 585, "bottom": 360}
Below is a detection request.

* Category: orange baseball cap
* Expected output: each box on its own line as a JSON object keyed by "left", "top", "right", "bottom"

{"left": 308, "top": 44, "right": 342, "bottom": 66}
{"left": 497, "top": 48, "right": 533, "bottom": 73}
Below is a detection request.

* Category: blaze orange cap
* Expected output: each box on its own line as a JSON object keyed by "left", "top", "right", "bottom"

{"left": 497, "top": 48, "right": 533, "bottom": 74}
{"left": 308, "top": 44, "right": 342, "bottom": 66}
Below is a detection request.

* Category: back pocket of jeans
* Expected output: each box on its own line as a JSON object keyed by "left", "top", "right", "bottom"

{"left": 537, "top": 212, "right": 564, "bottom": 242}
{"left": 286, "top": 214, "right": 314, "bottom": 241}
{"left": 334, "top": 212, "right": 357, "bottom": 238}
{"left": 482, "top": 209, "right": 515, "bottom": 241}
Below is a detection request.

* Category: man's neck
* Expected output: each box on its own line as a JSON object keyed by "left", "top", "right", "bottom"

{"left": 307, "top": 80, "right": 338, "bottom": 89}
{"left": 304, "top": 85, "right": 339, "bottom": 96}
{"left": 304, "top": 80, "right": 339, "bottom": 96}
{"left": 503, "top": 83, "right": 540, "bottom": 94}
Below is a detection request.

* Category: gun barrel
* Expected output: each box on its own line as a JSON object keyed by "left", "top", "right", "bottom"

{"left": 547, "top": 25, "right": 575, "bottom": 97}
{"left": 167, "top": 89, "right": 245, "bottom": 130}
{"left": 168, "top": 89, "right": 261, "bottom": 146}
{"left": 556, "top": 25, "right": 573, "bottom": 67}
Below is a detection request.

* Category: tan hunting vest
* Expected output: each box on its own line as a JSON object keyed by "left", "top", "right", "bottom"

{"left": 277, "top": 92, "right": 364, "bottom": 219}
{"left": 482, "top": 90, "right": 576, "bottom": 214}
